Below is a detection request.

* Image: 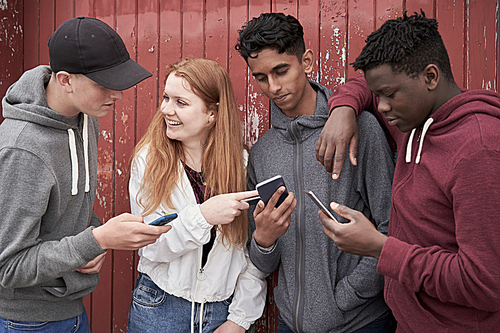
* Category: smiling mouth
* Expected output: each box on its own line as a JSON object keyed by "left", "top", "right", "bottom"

{"left": 167, "top": 119, "right": 182, "bottom": 125}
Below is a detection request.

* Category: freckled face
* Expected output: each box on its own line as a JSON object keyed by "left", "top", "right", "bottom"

{"left": 160, "top": 73, "right": 212, "bottom": 148}
{"left": 365, "top": 64, "right": 435, "bottom": 133}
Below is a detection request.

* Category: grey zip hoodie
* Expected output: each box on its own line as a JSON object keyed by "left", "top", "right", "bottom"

{"left": 0, "top": 66, "right": 105, "bottom": 321}
{"left": 247, "top": 81, "right": 394, "bottom": 333}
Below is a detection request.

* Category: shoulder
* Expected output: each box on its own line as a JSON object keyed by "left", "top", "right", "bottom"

{"left": 357, "top": 111, "right": 385, "bottom": 137}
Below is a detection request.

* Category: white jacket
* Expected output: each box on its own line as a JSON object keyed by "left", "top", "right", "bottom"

{"left": 129, "top": 147, "right": 267, "bottom": 330}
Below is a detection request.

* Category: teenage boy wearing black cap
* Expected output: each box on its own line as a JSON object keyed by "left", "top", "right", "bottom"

{"left": 0, "top": 17, "right": 170, "bottom": 332}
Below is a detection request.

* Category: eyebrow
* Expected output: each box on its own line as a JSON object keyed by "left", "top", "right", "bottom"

{"left": 251, "top": 63, "right": 289, "bottom": 77}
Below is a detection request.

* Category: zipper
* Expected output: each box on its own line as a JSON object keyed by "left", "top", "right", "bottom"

{"left": 290, "top": 120, "right": 304, "bottom": 333}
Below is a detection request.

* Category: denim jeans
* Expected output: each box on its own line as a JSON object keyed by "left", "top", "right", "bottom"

{"left": 127, "top": 273, "right": 232, "bottom": 333}
{"left": 0, "top": 308, "right": 90, "bottom": 332}
{"left": 278, "top": 311, "right": 394, "bottom": 333}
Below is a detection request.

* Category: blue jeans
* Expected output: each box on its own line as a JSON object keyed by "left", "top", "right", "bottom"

{"left": 278, "top": 311, "right": 394, "bottom": 333}
{"left": 0, "top": 308, "right": 90, "bottom": 332}
{"left": 127, "top": 273, "right": 232, "bottom": 333}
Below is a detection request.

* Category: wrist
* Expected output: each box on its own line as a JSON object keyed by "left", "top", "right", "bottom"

{"left": 254, "top": 232, "right": 275, "bottom": 249}
{"left": 92, "top": 226, "right": 108, "bottom": 250}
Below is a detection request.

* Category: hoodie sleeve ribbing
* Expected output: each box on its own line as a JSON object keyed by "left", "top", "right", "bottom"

{"left": 0, "top": 148, "right": 104, "bottom": 289}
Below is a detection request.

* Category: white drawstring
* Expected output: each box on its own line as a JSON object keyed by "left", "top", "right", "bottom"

{"left": 83, "top": 114, "right": 90, "bottom": 192}
{"left": 405, "top": 128, "right": 416, "bottom": 163}
{"left": 190, "top": 296, "right": 207, "bottom": 333}
{"left": 68, "top": 129, "right": 78, "bottom": 195}
{"left": 415, "top": 118, "right": 434, "bottom": 164}
{"left": 199, "top": 299, "right": 206, "bottom": 333}
{"left": 405, "top": 118, "right": 434, "bottom": 164}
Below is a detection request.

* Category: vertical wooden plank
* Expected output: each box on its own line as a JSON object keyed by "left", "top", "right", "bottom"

{"left": 0, "top": 0, "right": 24, "bottom": 123}
{"left": 347, "top": 0, "right": 375, "bottom": 79}
{"left": 91, "top": 4, "right": 116, "bottom": 333}
{"left": 466, "top": 0, "right": 497, "bottom": 90}
{"left": 436, "top": 0, "right": 465, "bottom": 87}
{"left": 136, "top": 0, "right": 159, "bottom": 140}
{"left": 55, "top": 0, "right": 74, "bottom": 26}
{"left": 318, "top": 0, "right": 347, "bottom": 90}
{"left": 113, "top": 1, "right": 139, "bottom": 331}
{"left": 246, "top": 1, "right": 272, "bottom": 147}
{"left": 159, "top": 0, "right": 182, "bottom": 82}
{"left": 298, "top": 0, "right": 320, "bottom": 83}
{"left": 272, "top": 0, "right": 297, "bottom": 14}
{"left": 228, "top": 0, "right": 249, "bottom": 140}
{"left": 182, "top": 0, "right": 204, "bottom": 58}
{"left": 375, "top": 0, "right": 403, "bottom": 29}
{"left": 405, "top": 0, "right": 434, "bottom": 17}
{"left": 206, "top": 0, "right": 229, "bottom": 68}
{"left": 23, "top": 0, "right": 39, "bottom": 71}
{"left": 75, "top": 0, "right": 94, "bottom": 17}
{"left": 39, "top": 0, "right": 55, "bottom": 65}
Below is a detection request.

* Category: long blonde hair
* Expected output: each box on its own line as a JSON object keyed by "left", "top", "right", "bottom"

{"left": 131, "top": 58, "right": 248, "bottom": 247}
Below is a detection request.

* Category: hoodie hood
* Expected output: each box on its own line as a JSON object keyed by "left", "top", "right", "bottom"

{"left": 405, "top": 89, "right": 500, "bottom": 164}
{"left": 270, "top": 81, "right": 332, "bottom": 144}
{"left": 2, "top": 65, "right": 90, "bottom": 195}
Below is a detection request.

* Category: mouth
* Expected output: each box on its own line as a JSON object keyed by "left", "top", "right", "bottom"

{"left": 273, "top": 94, "right": 289, "bottom": 103}
{"left": 385, "top": 116, "right": 398, "bottom": 126}
{"left": 166, "top": 119, "right": 182, "bottom": 126}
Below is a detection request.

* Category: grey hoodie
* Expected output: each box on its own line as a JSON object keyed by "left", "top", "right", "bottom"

{"left": 247, "top": 81, "right": 394, "bottom": 333}
{"left": 0, "top": 66, "right": 105, "bottom": 321}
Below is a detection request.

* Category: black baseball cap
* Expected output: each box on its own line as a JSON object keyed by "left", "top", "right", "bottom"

{"left": 48, "top": 16, "right": 152, "bottom": 90}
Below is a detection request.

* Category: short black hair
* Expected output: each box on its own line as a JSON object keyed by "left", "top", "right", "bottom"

{"left": 352, "top": 10, "right": 454, "bottom": 81}
{"left": 235, "top": 13, "right": 305, "bottom": 63}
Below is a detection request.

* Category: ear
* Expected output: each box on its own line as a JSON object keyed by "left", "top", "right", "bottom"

{"left": 302, "top": 49, "right": 314, "bottom": 74}
{"left": 208, "top": 111, "right": 215, "bottom": 123}
{"left": 55, "top": 71, "right": 73, "bottom": 93}
{"left": 424, "top": 64, "right": 439, "bottom": 91}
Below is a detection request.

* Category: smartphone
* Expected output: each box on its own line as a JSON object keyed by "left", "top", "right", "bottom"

{"left": 304, "top": 190, "right": 339, "bottom": 223}
{"left": 256, "top": 175, "right": 289, "bottom": 208}
{"left": 149, "top": 213, "right": 178, "bottom": 226}
{"left": 241, "top": 195, "right": 261, "bottom": 203}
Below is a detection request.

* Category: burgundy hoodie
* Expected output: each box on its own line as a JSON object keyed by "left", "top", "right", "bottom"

{"left": 329, "top": 76, "right": 500, "bottom": 333}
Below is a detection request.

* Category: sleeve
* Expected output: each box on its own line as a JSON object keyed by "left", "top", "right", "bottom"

{"left": 327, "top": 75, "right": 401, "bottom": 142}
{"left": 129, "top": 150, "right": 213, "bottom": 263}
{"left": 246, "top": 155, "right": 281, "bottom": 274}
{"left": 334, "top": 112, "right": 395, "bottom": 311}
{"left": 378, "top": 148, "right": 500, "bottom": 312}
{"left": 227, "top": 247, "right": 268, "bottom": 330}
{"left": 0, "top": 148, "right": 103, "bottom": 289}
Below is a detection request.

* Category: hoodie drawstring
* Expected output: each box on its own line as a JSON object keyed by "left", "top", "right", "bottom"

{"left": 67, "top": 114, "right": 90, "bottom": 195}
{"left": 190, "top": 297, "right": 206, "bottom": 333}
{"left": 405, "top": 118, "right": 434, "bottom": 164}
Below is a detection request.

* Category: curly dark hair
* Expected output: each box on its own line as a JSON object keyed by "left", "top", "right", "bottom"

{"left": 235, "top": 13, "right": 305, "bottom": 63}
{"left": 352, "top": 10, "right": 454, "bottom": 81}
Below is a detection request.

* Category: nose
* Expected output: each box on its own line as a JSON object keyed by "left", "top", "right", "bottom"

{"left": 160, "top": 99, "right": 173, "bottom": 116}
{"left": 268, "top": 76, "right": 282, "bottom": 94}
{"left": 377, "top": 98, "right": 391, "bottom": 114}
{"left": 110, "top": 90, "right": 124, "bottom": 100}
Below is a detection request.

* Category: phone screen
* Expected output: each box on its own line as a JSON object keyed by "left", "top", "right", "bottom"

{"left": 149, "top": 213, "right": 178, "bottom": 226}
{"left": 256, "top": 175, "right": 289, "bottom": 208}
{"left": 304, "top": 190, "right": 339, "bottom": 223}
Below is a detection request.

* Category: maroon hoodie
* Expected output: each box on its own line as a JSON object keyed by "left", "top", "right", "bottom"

{"left": 329, "top": 76, "right": 500, "bottom": 333}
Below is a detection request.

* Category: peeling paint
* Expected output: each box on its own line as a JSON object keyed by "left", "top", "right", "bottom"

{"left": 0, "top": 0, "right": 7, "bottom": 10}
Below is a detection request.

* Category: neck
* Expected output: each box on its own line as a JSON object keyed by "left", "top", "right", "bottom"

{"left": 430, "top": 81, "right": 462, "bottom": 115}
{"left": 182, "top": 142, "right": 204, "bottom": 172}
{"left": 285, "top": 81, "right": 317, "bottom": 117}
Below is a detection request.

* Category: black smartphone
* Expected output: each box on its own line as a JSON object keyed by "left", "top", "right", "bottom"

{"left": 149, "top": 213, "right": 178, "bottom": 226}
{"left": 256, "top": 175, "right": 289, "bottom": 208}
{"left": 304, "top": 190, "right": 339, "bottom": 223}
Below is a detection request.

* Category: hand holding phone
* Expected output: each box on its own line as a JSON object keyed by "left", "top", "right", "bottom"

{"left": 149, "top": 213, "right": 178, "bottom": 226}
{"left": 304, "top": 190, "right": 339, "bottom": 223}
{"left": 256, "top": 175, "right": 289, "bottom": 208}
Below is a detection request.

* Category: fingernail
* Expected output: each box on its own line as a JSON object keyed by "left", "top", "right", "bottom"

{"left": 332, "top": 202, "right": 339, "bottom": 209}
{"left": 332, "top": 173, "right": 338, "bottom": 180}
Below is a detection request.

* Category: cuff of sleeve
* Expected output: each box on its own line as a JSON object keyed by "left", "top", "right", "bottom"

{"left": 227, "top": 315, "right": 251, "bottom": 331}
{"left": 74, "top": 227, "right": 107, "bottom": 263}
{"left": 377, "top": 236, "right": 408, "bottom": 280}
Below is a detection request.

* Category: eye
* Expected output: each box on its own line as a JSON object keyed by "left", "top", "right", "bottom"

{"left": 163, "top": 94, "right": 169, "bottom": 101}
{"left": 176, "top": 99, "right": 187, "bottom": 106}
{"left": 256, "top": 76, "right": 267, "bottom": 83}
{"left": 276, "top": 69, "right": 288, "bottom": 76}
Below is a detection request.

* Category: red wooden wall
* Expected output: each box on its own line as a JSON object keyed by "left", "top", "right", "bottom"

{"left": 1, "top": 0, "right": 499, "bottom": 332}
